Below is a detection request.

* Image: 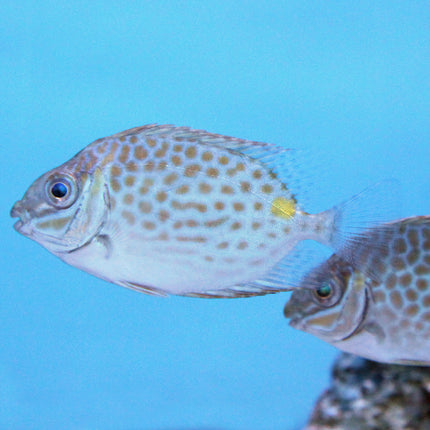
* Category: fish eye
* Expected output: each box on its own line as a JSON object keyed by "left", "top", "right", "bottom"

{"left": 315, "top": 282, "right": 333, "bottom": 299}
{"left": 313, "top": 280, "right": 341, "bottom": 307}
{"left": 51, "top": 182, "right": 69, "bottom": 198}
{"left": 45, "top": 175, "right": 78, "bottom": 208}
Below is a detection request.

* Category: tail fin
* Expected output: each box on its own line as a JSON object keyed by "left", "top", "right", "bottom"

{"left": 322, "top": 179, "right": 401, "bottom": 271}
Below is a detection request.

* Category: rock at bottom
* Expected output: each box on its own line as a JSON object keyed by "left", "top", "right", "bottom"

{"left": 304, "top": 353, "right": 430, "bottom": 430}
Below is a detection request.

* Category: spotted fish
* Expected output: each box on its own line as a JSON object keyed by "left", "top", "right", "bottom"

{"left": 11, "top": 125, "right": 385, "bottom": 298}
{"left": 284, "top": 216, "right": 430, "bottom": 365}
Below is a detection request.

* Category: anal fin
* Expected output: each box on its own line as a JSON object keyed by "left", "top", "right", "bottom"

{"left": 118, "top": 280, "right": 168, "bottom": 297}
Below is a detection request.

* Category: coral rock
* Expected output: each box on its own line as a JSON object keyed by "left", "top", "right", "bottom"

{"left": 304, "top": 353, "right": 430, "bottom": 430}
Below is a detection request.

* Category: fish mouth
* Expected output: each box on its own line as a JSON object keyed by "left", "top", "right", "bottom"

{"left": 11, "top": 201, "right": 28, "bottom": 233}
{"left": 288, "top": 316, "right": 306, "bottom": 331}
{"left": 284, "top": 305, "right": 306, "bottom": 329}
{"left": 13, "top": 219, "right": 24, "bottom": 232}
{"left": 10, "top": 201, "right": 37, "bottom": 238}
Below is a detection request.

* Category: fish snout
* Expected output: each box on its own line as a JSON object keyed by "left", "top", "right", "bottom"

{"left": 10, "top": 200, "right": 23, "bottom": 218}
{"left": 284, "top": 300, "right": 308, "bottom": 330}
{"left": 283, "top": 301, "right": 295, "bottom": 319}
{"left": 284, "top": 301, "right": 302, "bottom": 323}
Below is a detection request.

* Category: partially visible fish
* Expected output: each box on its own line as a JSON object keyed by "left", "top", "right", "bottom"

{"left": 284, "top": 216, "right": 430, "bottom": 365}
{"left": 11, "top": 124, "right": 386, "bottom": 298}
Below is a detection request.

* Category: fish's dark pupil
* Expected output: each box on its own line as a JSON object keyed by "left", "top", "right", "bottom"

{"left": 316, "top": 283, "right": 332, "bottom": 299}
{"left": 51, "top": 182, "right": 68, "bottom": 198}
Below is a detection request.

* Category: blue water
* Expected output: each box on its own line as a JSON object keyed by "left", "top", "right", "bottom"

{"left": 1, "top": 2, "right": 429, "bottom": 429}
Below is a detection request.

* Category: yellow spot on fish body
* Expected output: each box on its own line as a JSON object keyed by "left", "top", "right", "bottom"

{"left": 271, "top": 197, "right": 296, "bottom": 220}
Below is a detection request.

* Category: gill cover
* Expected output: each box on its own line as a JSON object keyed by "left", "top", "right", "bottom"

{"left": 309, "top": 272, "right": 370, "bottom": 342}
{"left": 58, "top": 168, "right": 109, "bottom": 253}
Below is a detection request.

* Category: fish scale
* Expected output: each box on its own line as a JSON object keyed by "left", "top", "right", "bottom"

{"left": 284, "top": 216, "right": 430, "bottom": 365}
{"left": 11, "top": 124, "right": 387, "bottom": 297}
{"left": 85, "top": 130, "right": 289, "bottom": 254}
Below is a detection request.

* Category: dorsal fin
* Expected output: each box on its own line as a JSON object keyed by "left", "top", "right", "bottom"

{"left": 107, "top": 124, "right": 288, "bottom": 158}
{"left": 104, "top": 124, "right": 305, "bottom": 197}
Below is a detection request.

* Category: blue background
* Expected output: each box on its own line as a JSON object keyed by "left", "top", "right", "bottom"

{"left": 1, "top": 2, "right": 429, "bottom": 429}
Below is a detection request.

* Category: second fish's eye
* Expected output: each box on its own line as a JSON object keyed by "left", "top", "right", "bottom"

{"left": 315, "top": 282, "right": 333, "bottom": 299}
{"left": 314, "top": 280, "right": 343, "bottom": 307}
{"left": 313, "top": 279, "right": 343, "bottom": 307}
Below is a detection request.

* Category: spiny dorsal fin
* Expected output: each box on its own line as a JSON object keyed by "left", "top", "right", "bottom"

{"left": 107, "top": 123, "right": 290, "bottom": 159}
{"left": 104, "top": 124, "right": 303, "bottom": 195}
